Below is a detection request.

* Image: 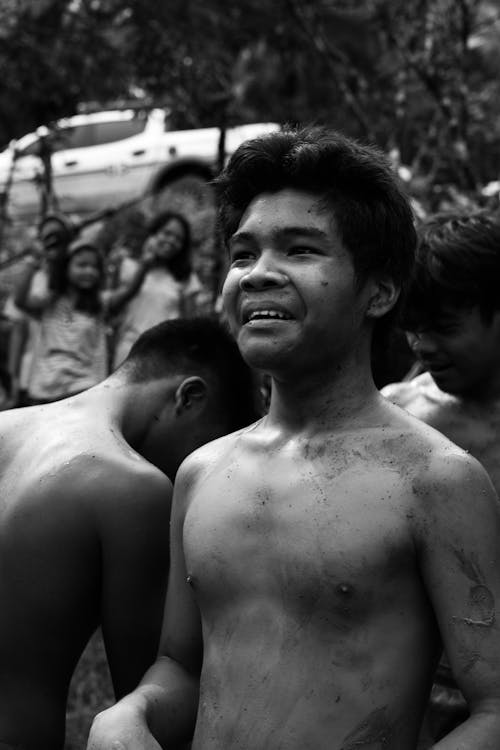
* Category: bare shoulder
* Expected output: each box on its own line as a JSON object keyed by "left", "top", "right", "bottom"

{"left": 378, "top": 394, "right": 496, "bottom": 498}
{"left": 400, "top": 423, "right": 499, "bottom": 542}
{"left": 179, "top": 421, "right": 260, "bottom": 476}
{"left": 82, "top": 449, "right": 172, "bottom": 525}
{"left": 415, "top": 439, "right": 495, "bottom": 499}
{"left": 30, "top": 444, "right": 172, "bottom": 531}
{"left": 381, "top": 371, "right": 437, "bottom": 408}
{"left": 174, "top": 421, "right": 261, "bottom": 501}
{"left": 372, "top": 402, "right": 499, "bottom": 561}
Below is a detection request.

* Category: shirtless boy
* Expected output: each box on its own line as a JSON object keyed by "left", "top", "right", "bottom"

{"left": 0, "top": 317, "right": 257, "bottom": 750}
{"left": 88, "top": 127, "right": 500, "bottom": 750}
{"left": 382, "top": 210, "right": 500, "bottom": 742}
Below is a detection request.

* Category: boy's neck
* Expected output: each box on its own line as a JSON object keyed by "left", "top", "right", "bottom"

{"left": 266, "top": 360, "right": 379, "bottom": 435}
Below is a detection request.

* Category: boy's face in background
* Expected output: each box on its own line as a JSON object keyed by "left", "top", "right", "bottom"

{"left": 40, "top": 219, "right": 69, "bottom": 263}
{"left": 406, "top": 305, "right": 500, "bottom": 396}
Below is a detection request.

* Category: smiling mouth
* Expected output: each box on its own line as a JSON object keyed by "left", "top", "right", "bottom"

{"left": 245, "top": 309, "right": 293, "bottom": 323}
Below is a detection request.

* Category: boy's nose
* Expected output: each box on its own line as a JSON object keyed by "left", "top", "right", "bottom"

{"left": 239, "top": 253, "right": 289, "bottom": 291}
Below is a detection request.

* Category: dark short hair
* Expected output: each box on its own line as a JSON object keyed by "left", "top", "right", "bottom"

{"left": 214, "top": 125, "right": 416, "bottom": 331}
{"left": 119, "top": 317, "right": 258, "bottom": 430}
{"left": 146, "top": 210, "right": 192, "bottom": 282}
{"left": 402, "top": 210, "right": 500, "bottom": 330}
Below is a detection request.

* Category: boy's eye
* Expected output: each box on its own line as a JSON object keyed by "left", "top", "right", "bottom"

{"left": 229, "top": 249, "right": 255, "bottom": 265}
{"left": 288, "top": 246, "right": 317, "bottom": 256}
{"left": 408, "top": 322, "right": 460, "bottom": 337}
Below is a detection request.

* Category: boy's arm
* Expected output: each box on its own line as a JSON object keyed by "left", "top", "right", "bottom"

{"left": 88, "top": 459, "right": 203, "bottom": 749}
{"left": 415, "top": 450, "right": 500, "bottom": 749}
{"left": 97, "top": 466, "right": 173, "bottom": 699}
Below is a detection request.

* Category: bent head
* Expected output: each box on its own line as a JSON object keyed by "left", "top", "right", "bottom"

{"left": 214, "top": 126, "right": 416, "bottom": 376}
{"left": 403, "top": 210, "right": 500, "bottom": 397}
{"left": 116, "top": 317, "right": 259, "bottom": 477}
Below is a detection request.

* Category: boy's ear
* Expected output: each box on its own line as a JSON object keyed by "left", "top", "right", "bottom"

{"left": 366, "top": 276, "right": 400, "bottom": 319}
{"left": 174, "top": 376, "right": 208, "bottom": 415}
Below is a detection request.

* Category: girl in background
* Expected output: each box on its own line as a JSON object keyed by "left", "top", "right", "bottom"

{"left": 14, "top": 236, "right": 152, "bottom": 404}
{"left": 111, "top": 210, "right": 205, "bottom": 369}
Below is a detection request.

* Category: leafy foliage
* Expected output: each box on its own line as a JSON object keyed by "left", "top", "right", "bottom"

{"left": 2, "top": 0, "right": 499, "bottom": 210}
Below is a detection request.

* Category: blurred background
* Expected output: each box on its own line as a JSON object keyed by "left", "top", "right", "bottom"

{"left": 2, "top": 1, "right": 500, "bottom": 225}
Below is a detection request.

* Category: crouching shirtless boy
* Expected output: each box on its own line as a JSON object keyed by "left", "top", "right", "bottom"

{"left": 88, "top": 127, "right": 500, "bottom": 750}
{"left": 0, "top": 317, "right": 257, "bottom": 750}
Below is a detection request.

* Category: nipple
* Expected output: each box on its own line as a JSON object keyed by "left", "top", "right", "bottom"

{"left": 336, "top": 583, "right": 353, "bottom": 596}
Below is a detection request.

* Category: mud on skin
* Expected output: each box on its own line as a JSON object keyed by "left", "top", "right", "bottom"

{"left": 449, "top": 549, "right": 496, "bottom": 675}
{"left": 340, "top": 706, "right": 395, "bottom": 749}
{"left": 453, "top": 549, "right": 495, "bottom": 628}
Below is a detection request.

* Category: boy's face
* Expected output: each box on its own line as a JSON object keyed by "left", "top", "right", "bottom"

{"left": 406, "top": 306, "right": 500, "bottom": 396}
{"left": 221, "top": 188, "right": 377, "bottom": 377}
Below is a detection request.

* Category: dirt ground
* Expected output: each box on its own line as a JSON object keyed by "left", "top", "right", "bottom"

{"left": 64, "top": 630, "right": 114, "bottom": 750}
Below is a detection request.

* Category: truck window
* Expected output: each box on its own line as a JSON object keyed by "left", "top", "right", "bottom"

{"left": 18, "top": 124, "right": 96, "bottom": 156}
{"left": 92, "top": 117, "right": 147, "bottom": 146}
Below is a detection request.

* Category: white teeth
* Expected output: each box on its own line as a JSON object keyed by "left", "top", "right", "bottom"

{"left": 248, "top": 309, "right": 291, "bottom": 321}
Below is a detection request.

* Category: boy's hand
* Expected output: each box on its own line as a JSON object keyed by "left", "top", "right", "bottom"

{"left": 87, "top": 701, "right": 162, "bottom": 750}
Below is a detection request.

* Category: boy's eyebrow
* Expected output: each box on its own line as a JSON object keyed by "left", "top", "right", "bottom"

{"left": 230, "top": 226, "right": 330, "bottom": 245}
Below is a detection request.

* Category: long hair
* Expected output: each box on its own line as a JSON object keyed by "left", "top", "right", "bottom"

{"left": 146, "top": 211, "right": 192, "bottom": 282}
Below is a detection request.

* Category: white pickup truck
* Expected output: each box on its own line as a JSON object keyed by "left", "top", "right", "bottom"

{"left": 0, "top": 108, "right": 280, "bottom": 219}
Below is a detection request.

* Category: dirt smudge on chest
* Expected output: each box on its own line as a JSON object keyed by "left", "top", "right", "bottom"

{"left": 340, "top": 705, "right": 394, "bottom": 749}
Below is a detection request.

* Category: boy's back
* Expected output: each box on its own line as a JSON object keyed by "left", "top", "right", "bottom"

{"left": 0, "top": 403, "right": 171, "bottom": 749}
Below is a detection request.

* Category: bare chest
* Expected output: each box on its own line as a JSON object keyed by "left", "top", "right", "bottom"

{"left": 183, "top": 452, "right": 416, "bottom": 622}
